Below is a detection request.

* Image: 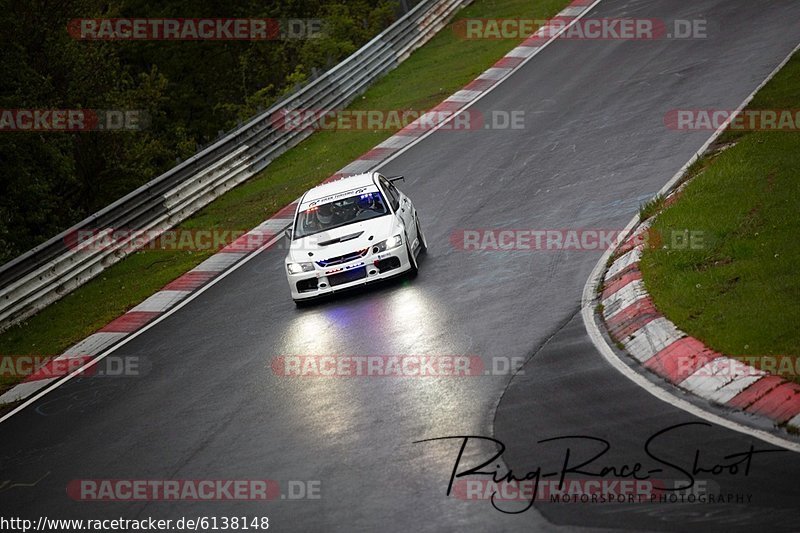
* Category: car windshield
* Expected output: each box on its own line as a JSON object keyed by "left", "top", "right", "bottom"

{"left": 293, "top": 191, "right": 389, "bottom": 239}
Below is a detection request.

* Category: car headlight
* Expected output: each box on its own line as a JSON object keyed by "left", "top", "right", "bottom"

{"left": 372, "top": 234, "right": 402, "bottom": 254}
{"left": 287, "top": 262, "right": 314, "bottom": 274}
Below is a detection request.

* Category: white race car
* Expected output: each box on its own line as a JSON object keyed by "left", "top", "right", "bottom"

{"left": 284, "top": 172, "right": 427, "bottom": 305}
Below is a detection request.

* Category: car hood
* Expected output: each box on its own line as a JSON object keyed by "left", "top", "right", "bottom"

{"left": 287, "top": 215, "right": 400, "bottom": 263}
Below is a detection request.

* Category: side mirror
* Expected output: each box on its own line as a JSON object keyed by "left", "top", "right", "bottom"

{"left": 387, "top": 175, "right": 405, "bottom": 183}
{"left": 284, "top": 227, "right": 293, "bottom": 240}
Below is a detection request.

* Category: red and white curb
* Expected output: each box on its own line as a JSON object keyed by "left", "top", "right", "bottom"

{"left": 0, "top": 0, "right": 600, "bottom": 407}
{"left": 580, "top": 41, "right": 800, "bottom": 451}
{"left": 600, "top": 220, "right": 800, "bottom": 430}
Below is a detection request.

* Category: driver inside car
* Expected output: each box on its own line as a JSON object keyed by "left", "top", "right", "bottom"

{"left": 356, "top": 193, "right": 384, "bottom": 216}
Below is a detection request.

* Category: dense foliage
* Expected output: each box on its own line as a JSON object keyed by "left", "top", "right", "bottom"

{"left": 0, "top": 0, "right": 399, "bottom": 265}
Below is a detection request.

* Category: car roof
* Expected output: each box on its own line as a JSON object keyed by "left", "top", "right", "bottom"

{"left": 301, "top": 172, "right": 381, "bottom": 204}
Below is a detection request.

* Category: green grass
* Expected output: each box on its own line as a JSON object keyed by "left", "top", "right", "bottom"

{"left": 640, "top": 53, "right": 800, "bottom": 381}
{"left": 638, "top": 194, "right": 665, "bottom": 221}
{"left": 0, "top": 0, "right": 570, "bottom": 393}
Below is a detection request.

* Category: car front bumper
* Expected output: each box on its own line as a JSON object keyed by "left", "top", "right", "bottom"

{"left": 286, "top": 244, "right": 413, "bottom": 301}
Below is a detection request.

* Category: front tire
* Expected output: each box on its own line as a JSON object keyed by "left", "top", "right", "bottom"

{"left": 415, "top": 216, "right": 427, "bottom": 254}
{"left": 405, "top": 232, "right": 418, "bottom": 277}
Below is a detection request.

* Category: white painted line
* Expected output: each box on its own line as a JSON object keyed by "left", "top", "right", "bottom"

{"left": 623, "top": 317, "right": 683, "bottom": 363}
{"left": 605, "top": 248, "right": 641, "bottom": 279}
{"left": 789, "top": 413, "right": 800, "bottom": 428}
{"left": 447, "top": 89, "right": 483, "bottom": 102}
{"left": 602, "top": 279, "right": 647, "bottom": 319}
{"left": 130, "top": 290, "right": 190, "bottom": 313}
{"left": 581, "top": 42, "right": 800, "bottom": 452}
{"left": 192, "top": 252, "right": 248, "bottom": 272}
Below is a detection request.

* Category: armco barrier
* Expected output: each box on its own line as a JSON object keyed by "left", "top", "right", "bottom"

{"left": 0, "top": 0, "right": 471, "bottom": 331}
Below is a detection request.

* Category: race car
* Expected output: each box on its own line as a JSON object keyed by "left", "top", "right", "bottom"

{"left": 284, "top": 171, "right": 427, "bottom": 304}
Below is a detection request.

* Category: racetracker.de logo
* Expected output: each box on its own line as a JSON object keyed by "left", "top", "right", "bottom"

{"left": 665, "top": 109, "right": 800, "bottom": 131}
{"left": 67, "top": 18, "right": 325, "bottom": 40}
{"left": 0, "top": 355, "right": 90, "bottom": 381}
{"left": 453, "top": 478, "right": 721, "bottom": 504}
{"left": 0, "top": 355, "right": 144, "bottom": 381}
{"left": 453, "top": 18, "right": 709, "bottom": 40}
{"left": 63, "top": 228, "right": 271, "bottom": 253}
{"left": 451, "top": 229, "right": 626, "bottom": 252}
{"left": 452, "top": 228, "right": 706, "bottom": 252}
{"left": 453, "top": 478, "right": 664, "bottom": 503}
{"left": 664, "top": 356, "right": 800, "bottom": 379}
{"left": 270, "top": 109, "right": 525, "bottom": 132}
{"left": 271, "top": 355, "right": 525, "bottom": 377}
{"left": 0, "top": 109, "right": 147, "bottom": 131}
{"left": 66, "top": 479, "right": 321, "bottom": 501}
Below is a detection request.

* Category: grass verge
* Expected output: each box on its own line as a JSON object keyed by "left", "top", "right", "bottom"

{"left": 638, "top": 194, "right": 665, "bottom": 221}
{"left": 639, "top": 52, "right": 800, "bottom": 382}
{"left": 0, "top": 0, "right": 571, "bottom": 394}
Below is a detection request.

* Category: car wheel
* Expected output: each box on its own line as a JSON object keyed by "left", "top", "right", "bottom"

{"left": 415, "top": 216, "right": 427, "bottom": 254}
{"left": 405, "top": 231, "right": 418, "bottom": 276}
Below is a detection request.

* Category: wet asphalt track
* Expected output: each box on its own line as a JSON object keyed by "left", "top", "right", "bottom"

{"left": 2, "top": 0, "right": 800, "bottom": 531}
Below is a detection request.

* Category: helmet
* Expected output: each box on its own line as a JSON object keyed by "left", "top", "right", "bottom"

{"left": 331, "top": 200, "right": 350, "bottom": 218}
{"left": 357, "top": 194, "right": 374, "bottom": 210}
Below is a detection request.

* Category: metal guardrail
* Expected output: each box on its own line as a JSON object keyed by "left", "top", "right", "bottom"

{"left": 0, "top": 0, "right": 471, "bottom": 331}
